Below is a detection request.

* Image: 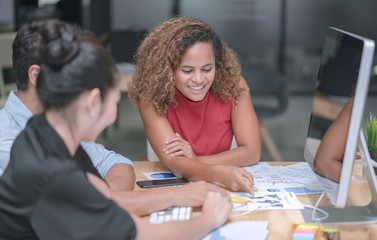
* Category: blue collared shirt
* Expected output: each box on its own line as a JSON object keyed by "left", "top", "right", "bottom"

{"left": 0, "top": 91, "right": 134, "bottom": 177}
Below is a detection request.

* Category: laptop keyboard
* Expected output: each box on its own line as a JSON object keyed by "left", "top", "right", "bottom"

{"left": 149, "top": 206, "right": 192, "bottom": 224}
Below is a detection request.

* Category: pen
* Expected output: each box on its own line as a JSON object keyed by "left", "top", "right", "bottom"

{"left": 230, "top": 196, "right": 249, "bottom": 203}
{"left": 231, "top": 200, "right": 247, "bottom": 204}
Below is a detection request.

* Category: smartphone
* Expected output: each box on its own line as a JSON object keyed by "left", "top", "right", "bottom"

{"left": 136, "top": 178, "right": 190, "bottom": 188}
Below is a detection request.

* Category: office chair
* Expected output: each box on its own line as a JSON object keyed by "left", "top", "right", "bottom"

{"left": 147, "top": 140, "right": 159, "bottom": 162}
{"left": 243, "top": 67, "right": 289, "bottom": 162}
{"left": 0, "top": 32, "right": 17, "bottom": 108}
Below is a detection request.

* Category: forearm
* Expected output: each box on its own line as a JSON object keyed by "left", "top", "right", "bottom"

{"left": 133, "top": 191, "right": 232, "bottom": 240}
{"left": 314, "top": 159, "right": 342, "bottom": 183}
{"left": 196, "top": 146, "right": 260, "bottom": 167}
{"left": 104, "top": 163, "right": 136, "bottom": 191}
{"left": 161, "top": 157, "right": 217, "bottom": 182}
{"left": 113, "top": 188, "right": 178, "bottom": 216}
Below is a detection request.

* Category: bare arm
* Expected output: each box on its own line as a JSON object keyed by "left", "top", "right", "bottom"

{"left": 112, "top": 181, "right": 229, "bottom": 216}
{"left": 104, "top": 163, "right": 136, "bottom": 191}
{"left": 89, "top": 171, "right": 229, "bottom": 216}
{"left": 81, "top": 141, "right": 136, "bottom": 190}
{"left": 132, "top": 191, "right": 232, "bottom": 240}
{"left": 314, "top": 97, "right": 354, "bottom": 183}
{"left": 88, "top": 173, "right": 232, "bottom": 239}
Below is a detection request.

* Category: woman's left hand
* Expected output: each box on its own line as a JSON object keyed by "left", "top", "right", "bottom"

{"left": 163, "top": 133, "right": 197, "bottom": 159}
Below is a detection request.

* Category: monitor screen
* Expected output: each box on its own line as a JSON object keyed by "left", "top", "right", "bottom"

{"left": 304, "top": 27, "right": 374, "bottom": 209}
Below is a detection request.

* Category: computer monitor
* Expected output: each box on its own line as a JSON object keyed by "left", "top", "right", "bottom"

{"left": 303, "top": 27, "right": 377, "bottom": 224}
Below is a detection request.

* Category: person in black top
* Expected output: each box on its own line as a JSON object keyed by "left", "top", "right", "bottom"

{"left": 1, "top": 18, "right": 230, "bottom": 217}
{"left": 0, "top": 19, "right": 232, "bottom": 239}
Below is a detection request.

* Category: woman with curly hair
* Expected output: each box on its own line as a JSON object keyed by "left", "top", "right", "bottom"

{"left": 129, "top": 16, "right": 261, "bottom": 194}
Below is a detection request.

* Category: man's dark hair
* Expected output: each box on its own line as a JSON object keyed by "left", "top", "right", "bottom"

{"left": 12, "top": 20, "right": 44, "bottom": 90}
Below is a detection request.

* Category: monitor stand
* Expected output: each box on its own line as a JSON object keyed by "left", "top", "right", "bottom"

{"left": 301, "top": 131, "right": 377, "bottom": 224}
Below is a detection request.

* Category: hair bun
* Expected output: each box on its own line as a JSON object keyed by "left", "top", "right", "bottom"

{"left": 39, "top": 19, "right": 80, "bottom": 70}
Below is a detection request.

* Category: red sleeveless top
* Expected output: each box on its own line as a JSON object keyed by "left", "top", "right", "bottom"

{"left": 166, "top": 90, "right": 233, "bottom": 156}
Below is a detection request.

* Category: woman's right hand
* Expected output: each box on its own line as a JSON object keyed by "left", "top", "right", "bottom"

{"left": 163, "top": 133, "right": 196, "bottom": 159}
{"left": 201, "top": 191, "right": 232, "bottom": 229}
{"left": 214, "top": 165, "right": 255, "bottom": 196}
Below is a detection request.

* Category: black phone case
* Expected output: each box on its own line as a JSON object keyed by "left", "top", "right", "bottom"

{"left": 136, "top": 178, "right": 189, "bottom": 188}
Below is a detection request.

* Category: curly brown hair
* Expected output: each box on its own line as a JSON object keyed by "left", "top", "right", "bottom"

{"left": 128, "top": 16, "right": 247, "bottom": 115}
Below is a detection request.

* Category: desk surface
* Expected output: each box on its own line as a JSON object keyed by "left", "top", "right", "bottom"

{"left": 133, "top": 161, "right": 377, "bottom": 239}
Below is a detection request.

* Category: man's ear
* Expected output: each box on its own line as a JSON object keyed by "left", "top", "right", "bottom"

{"left": 28, "top": 64, "right": 40, "bottom": 87}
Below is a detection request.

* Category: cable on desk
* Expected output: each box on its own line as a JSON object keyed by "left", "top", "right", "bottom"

{"left": 230, "top": 209, "right": 254, "bottom": 218}
{"left": 302, "top": 191, "right": 329, "bottom": 221}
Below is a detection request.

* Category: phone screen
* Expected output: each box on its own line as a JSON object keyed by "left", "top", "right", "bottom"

{"left": 136, "top": 178, "right": 189, "bottom": 188}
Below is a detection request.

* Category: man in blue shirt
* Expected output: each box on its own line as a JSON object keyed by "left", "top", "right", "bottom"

{"left": 0, "top": 20, "right": 136, "bottom": 189}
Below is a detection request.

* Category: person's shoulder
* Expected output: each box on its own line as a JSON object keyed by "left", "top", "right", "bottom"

{"left": 12, "top": 125, "right": 78, "bottom": 176}
{"left": 138, "top": 99, "right": 154, "bottom": 109}
{"left": 10, "top": 139, "right": 79, "bottom": 186}
{"left": 0, "top": 92, "right": 32, "bottom": 137}
{"left": 0, "top": 104, "right": 12, "bottom": 123}
{"left": 0, "top": 107, "right": 21, "bottom": 140}
{"left": 238, "top": 76, "right": 247, "bottom": 86}
{"left": 208, "top": 91, "right": 232, "bottom": 105}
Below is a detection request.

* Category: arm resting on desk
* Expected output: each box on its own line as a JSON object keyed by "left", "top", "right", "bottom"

{"left": 81, "top": 141, "right": 136, "bottom": 190}
{"left": 104, "top": 163, "right": 136, "bottom": 191}
{"left": 130, "top": 191, "right": 232, "bottom": 240}
{"left": 88, "top": 170, "right": 232, "bottom": 240}
{"left": 112, "top": 181, "right": 229, "bottom": 216}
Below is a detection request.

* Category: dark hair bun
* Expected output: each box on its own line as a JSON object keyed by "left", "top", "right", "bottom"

{"left": 36, "top": 19, "right": 117, "bottom": 110}
{"left": 39, "top": 19, "right": 80, "bottom": 70}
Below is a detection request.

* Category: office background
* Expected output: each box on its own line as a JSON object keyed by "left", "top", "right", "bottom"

{"left": 1, "top": 0, "right": 376, "bottom": 161}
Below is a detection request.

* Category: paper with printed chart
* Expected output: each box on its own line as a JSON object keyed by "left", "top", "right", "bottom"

{"left": 243, "top": 162, "right": 324, "bottom": 195}
{"left": 231, "top": 191, "right": 303, "bottom": 211}
{"left": 143, "top": 172, "right": 177, "bottom": 180}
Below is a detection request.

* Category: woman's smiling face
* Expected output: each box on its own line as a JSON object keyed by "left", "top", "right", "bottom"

{"left": 174, "top": 42, "right": 215, "bottom": 102}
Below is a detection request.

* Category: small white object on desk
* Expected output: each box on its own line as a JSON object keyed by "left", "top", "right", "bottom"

{"left": 149, "top": 206, "right": 192, "bottom": 224}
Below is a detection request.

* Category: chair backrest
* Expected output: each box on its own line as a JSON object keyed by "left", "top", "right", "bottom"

{"left": 146, "top": 140, "right": 159, "bottom": 162}
{"left": 146, "top": 136, "right": 238, "bottom": 161}
{"left": 0, "top": 32, "right": 17, "bottom": 100}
